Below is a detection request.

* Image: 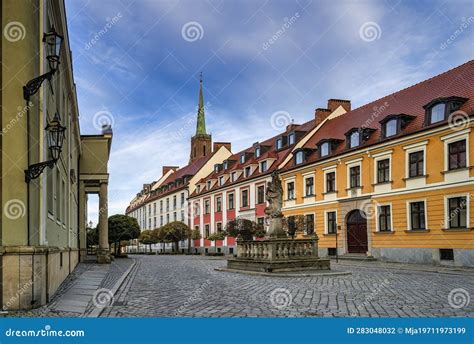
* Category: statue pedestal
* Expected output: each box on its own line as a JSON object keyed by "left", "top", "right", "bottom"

{"left": 227, "top": 236, "right": 330, "bottom": 273}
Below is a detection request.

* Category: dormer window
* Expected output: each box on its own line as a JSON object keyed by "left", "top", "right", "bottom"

{"left": 349, "top": 131, "right": 360, "bottom": 148}
{"left": 385, "top": 119, "right": 397, "bottom": 137}
{"left": 260, "top": 160, "right": 267, "bottom": 172}
{"left": 423, "top": 96, "right": 467, "bottom": 125}
{"left": 223, "top": 160, "right": 228, "bottom": 169}
{"left": 431, "top": 103, "right": 445, "bottom": 123}
{"left": 255, "top": 146, "right": 261, "bottom": 158}
{"left": 380, "top": 114, "right": 415, "bottom": 139}
{"left": 231, "top": 172, "right": 237, "bottom": 182}
{"left": 295, "top": 150, "right": 304, "bottom": 165}
{"left": 219, "top": 176, "right": 225, "bottom": 186}
{"left": 245, "top": 166, "right": 251, "bottom": 177}
{"left": 240, "top": 154, "right": 245, "bottom": 164}
{"left": 197, "top": 185, "right": 201, "bottom": 193}
{"left": 276, "top": 138, "right": 283, "bottom": 150}
{"left": 288, "top": 132, "right": 295, "bottom": 145}
{"left": 207, "top": 181, "right": 211, "bottom": 190}
{"left": 317, "top": 139, "right": 342, "bottom": 158}
{"left": 320, "top": 142, "right": 329, "bottom": 157}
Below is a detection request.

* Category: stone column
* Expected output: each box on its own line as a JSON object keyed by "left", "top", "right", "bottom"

{"left": 97, "top": 181, "right": 111, "bottom": 264}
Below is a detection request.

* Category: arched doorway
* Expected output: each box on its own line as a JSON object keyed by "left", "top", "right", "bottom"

{"left": 346, "top": 210, "right": 368, "bottom": 253}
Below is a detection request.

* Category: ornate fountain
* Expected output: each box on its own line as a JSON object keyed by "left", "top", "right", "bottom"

{"left": 227, "top": 172, "right": 330, "bottom": 273}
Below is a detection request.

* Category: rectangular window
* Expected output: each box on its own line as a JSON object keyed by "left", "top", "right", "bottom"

{"left": 276, "top": 138, "right": 282, "bottom": 150}
{"left": 173, "top": 196, "right": 177, "bottom": 210}
{"left": 448, "top": 140, "right": 466, "bottom": 170}
{"left": 181, "top": 211, "right": 184, "bottom": 221}
{"left": 228, "top": 193, "right": 235, "bottom": 209}
{"left": 378, "top": 205, "right": 391, "bottom": 232}
{"left": 160, "top": 200, "right": 163, "bottom": 211}
{"left": 287, "top": 182, "right": 295, "bottom": 200}
{"left": 154, "top": 217, "right": 157, "bottom": 228}
{"left": 47, "top": 168, "right": 54, "bottom": 214}
{"left": 410, "top": 201, "right": 426, "bottom": 230}
{"left": 349, "top": 166, "right": 360, "bottom": 188}
{"left": 216, "top": 222, "right": 222, "bottom": 233}
{"left": 305, "top": 177, "right": 314, "bottom": 196}
{"left": 305, "top": 214, "right": 314, "bottom": 234}
{"left": 216, "top": 197, "right": 222, "bottom": 212}
{"left": 160, "top": 216, "right": 163, "bottom": 226}
{"left": 55, "top": 169, "right": 61, "bottom": 220}
{"left": 409, "top": 151, "right": 424, "bottom": 177}
{"left": 205, "top": 224, "right": 210, "bottom": 238}
{"left": 260, "top": 161, "right": 267, "bottom": 172}
{"left": 245, "top": 166, "right": 251, "bottom": 177}
{"left": 181, "top": 193, "right": 185, "bottom": 206}
{"left": 219, "top": 176, "right": 224, "bottom": 186}
{"left": 448, "top": 196, "right": 467, "bottom": 229}
{"left": 166, "top": 198, "right": 169, "bottom": 211}
{"left": 377, "top": 159, "right": 390, "bottom": 183}
{"left": 241, "top": 190, "right": 249, "bottom": 208}
{"left": 257, "top": 185, "right": 265, "bottom": 204}
{"left": 326, "top": 172, "right": 335, "bottom": 193}
{"left": 288, "top": 133, "right": 295, "bottom": 145}
{"left": 173, "top": 212, "right": 177, "bottom": 221}
{"left": 231, "top": 172, "right": 236, "bottom": 182}
{"left": 153, "top": 203, "right": 156, "bottom": 215}
{"left": 327, "top": 211, "right": 336, "bottom": 234}
{"left": 204, "top": 200, "right": 210, "bottom": 214}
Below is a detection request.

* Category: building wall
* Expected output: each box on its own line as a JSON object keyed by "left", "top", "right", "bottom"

{"left": 281, "top": 123, "right": 474, "bottom": 266}
{"left": 1, "top": 0, "right": 82, "bottom": 310}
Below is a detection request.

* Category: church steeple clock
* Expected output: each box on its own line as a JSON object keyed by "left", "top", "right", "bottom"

{"left": 189, "top": 74, "right": 212, "bottom": 163}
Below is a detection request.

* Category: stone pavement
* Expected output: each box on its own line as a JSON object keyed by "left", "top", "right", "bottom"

{"left": 101, "top": 255, "right": 474, "bottom": 318}
{"left": 3, "top": 257, "right": 134, "bottom": 318}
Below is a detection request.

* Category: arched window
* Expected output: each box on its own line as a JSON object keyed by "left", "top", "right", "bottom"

{"left": 320, "top": 142, "right": 329, "bottom": 157}
{"left": 295, "top": 151, "right": 304, "bottom": 164}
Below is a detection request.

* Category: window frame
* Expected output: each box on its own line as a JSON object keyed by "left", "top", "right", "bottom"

{"left": 241, "top": 189, "right": 249, "bottom": 208}
{"left": 325, "top": 210, "right": 337, "bottom": 234}
{"left": 445, "top": 195, "right": 469, "bottom": 229}
{"left": 376, "top": 204, "right": 393, "bottom": 232}
{"left": 294, "top": 150, "right": 305, "bottom": 165}
{"left": 376, "top": 158, "right": 390, "bottom": 183}
{"left": 448, "top": 139, "right": 467, "bottom": 171}
{"left": 227, "top": 192, "right": 235, "bottom": 210}
{"left": 407, "top": 200, "right": 427, "bottom": 231}
{"left": 286, "top": 181, "right": 295, "bottom": 200}
{"left": 305, "top": 213, "right": 315, "bottom": 235}
{"left": 257, "top": 185, "right": 265, "bottom": 204}
{"left": 304, "top": 176, "right": 314, "bottom": 196}
{"left": 325, "top": 171, "right": 336, "bottom": 193}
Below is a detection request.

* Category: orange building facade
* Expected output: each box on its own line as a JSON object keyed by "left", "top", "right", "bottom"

{"left": 280, "top": 61, "right": 474, "bottom": 267}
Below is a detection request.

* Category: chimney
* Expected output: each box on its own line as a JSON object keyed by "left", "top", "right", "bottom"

{"left": 314, "top": 108, "right": 331, "bottom": 126}
{"left": 162, "top": 166, "right": 179, "bottom": 175}
{"left": 213, "top": 142, "right": 231, "bottom": 152}
{"left": 327, "top": 99, "right": 351, "bottom": 112}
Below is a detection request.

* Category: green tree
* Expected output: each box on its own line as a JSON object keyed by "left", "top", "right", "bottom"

{"left": 225, "top": 217, "right": 261, "bottom": 241}
{"left": 139, "top": 229, "right": 158, "bottom": 253}
{"left": 207, "top": 231, "right": 226, "bottom": 253}
{"left": 161, "top": 221, "right": 191, "bottom": 252}
{"left": 108, "top": 214, "right": 141, "bottom": 255}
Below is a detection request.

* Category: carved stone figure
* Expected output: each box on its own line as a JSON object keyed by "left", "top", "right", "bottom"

{"left": 264, "top": 171, "right": 286, "bottom": 238}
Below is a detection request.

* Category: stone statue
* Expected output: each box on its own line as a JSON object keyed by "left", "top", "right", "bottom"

{"left": 264, "top": 171, "right": 286, "bottom": 238}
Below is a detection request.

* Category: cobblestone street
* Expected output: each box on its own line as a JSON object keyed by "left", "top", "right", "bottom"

{"left": 99, "top": 255, "right": 474, "bottom": 318}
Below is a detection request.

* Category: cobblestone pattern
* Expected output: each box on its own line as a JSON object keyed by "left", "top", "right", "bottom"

{"left": 102, "top": 255, "right": 474, "bottom": 318}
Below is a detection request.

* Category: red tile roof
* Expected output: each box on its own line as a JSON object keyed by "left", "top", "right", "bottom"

{"left": 126, "top": 152, "right": 217, "bottom": 213}
{"left": 190, "top": 119, "right": 317, "bottom": 197}
{"left": 282, "top": 60, "right": 474, "bottom": 170}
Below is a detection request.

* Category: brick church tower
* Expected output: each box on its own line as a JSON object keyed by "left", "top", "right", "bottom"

{"left": 189, "top": 75, "right": 212, "bottom": 163}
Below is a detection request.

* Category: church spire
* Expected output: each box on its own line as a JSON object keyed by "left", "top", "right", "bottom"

{"left": 195, "top": 72, "right": 207, "bottom": 136}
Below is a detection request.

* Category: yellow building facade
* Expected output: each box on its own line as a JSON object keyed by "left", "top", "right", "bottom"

{"left": 1, "top": 0, "right": 112, "bottom": 310}
{"left": 280, "top": 61, "right": 474, "bottom": 267}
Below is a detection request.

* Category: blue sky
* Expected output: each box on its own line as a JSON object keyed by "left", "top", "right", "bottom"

{"left": 64, "top": 0, "right": 473, "bottom": 224}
